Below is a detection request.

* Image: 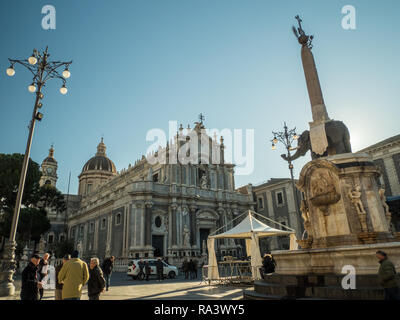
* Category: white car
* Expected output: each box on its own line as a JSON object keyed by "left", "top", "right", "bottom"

{"left": 127, "top": 259, "right": 179, "bottom": 279}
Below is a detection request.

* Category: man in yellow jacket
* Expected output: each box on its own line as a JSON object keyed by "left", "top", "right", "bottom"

{"left": 58, "top": 250, "right": 89, "bottom": 300}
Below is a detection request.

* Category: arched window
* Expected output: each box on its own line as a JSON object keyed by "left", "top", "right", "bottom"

{"left": 47, "top": 233, "right": 54, "bottom": 244}
{"left": 59, "top": 233, "right": 65, "bottom": 242}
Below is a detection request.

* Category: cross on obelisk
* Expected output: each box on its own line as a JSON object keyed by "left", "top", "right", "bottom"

{"left": 295, "top": 15, "right": 304, "bottom": 36}
{"left": 293, "top": 15, "right": 330, "bottom": 156}
{"left": 198, "top": 113, "right": 205, "bottom": 124}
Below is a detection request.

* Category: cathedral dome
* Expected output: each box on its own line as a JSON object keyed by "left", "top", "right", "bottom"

{"left": 81, "top": 138, "right": 116, "bottom": 174}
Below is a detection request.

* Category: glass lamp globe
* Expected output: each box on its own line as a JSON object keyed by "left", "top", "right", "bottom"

{"left": 28, "top": 55, "right": 37, "bottom": 65}
{"left": 6, "top": 67, "right": 15, "bottom": 76}
{"left": 60, "top": 85, "right": 68, "bottom": 95}
{"left": 28, "top": 83, "right": 36, "bottom": 93}
{"left": 293, "top": 133, "right": 298, "bottom": 140}
{"left": 273, "top": 137, "right": 278, "bottom": 144}
{"left": 271, "top": 144, "right": 276, "bottom": 150}
{"left": 62, "top": 68, "right": 71, "bottom": 79}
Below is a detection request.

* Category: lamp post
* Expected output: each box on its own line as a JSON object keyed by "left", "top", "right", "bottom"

{"left": 271, "top": 122, "right": 301, "bottom": 237}
{"left": 0, "top": 47, "right": 72, "bottom": 297}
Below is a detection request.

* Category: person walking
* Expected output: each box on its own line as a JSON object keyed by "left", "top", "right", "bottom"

{"left": 192, "top": 258, "right": 198, "bottom": 279}
{"left": 54, "top": 255, "right": 70, "bottom": 300}
{"left": 156, "top": 258, "right": 164, "bottom": 282}
{"left": 38, "top": 252, "right": 50, "bottom": 300}
{"left": 101, "top": 256, "right": 115, "bottom": 291}
{"left": 145, "top": 260, "right": 151, "bottom": 281}
{"left": 376, "top": 250, "right": 400, "bottom": 300}
{"left": 20, "top": 254, "right": 41, "bottom": 301}
{"left": 183, "top": 259, "right": 189, "bottom": 279}
{"left": 88, "top": 257, "right": 106, "bottom": 300}
{"left": 188, "top": 259, "right": 195, "bottom": 280}
{"left": 58, "top": 250, "right": 89, "bottom": 300}
{"left": 138, "top": 259, "right": 145, "bottom": 280}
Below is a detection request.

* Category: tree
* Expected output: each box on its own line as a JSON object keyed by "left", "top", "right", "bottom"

{"left": 0, "top": 153, "right": 41, "bottom": 213}
{"left": 0, "top": 153, "right": 66, "bottom": 245}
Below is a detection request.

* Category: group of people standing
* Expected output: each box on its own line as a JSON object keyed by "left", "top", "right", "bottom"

{"left": 21, "top": 251, "right": 115, "bottom": 300}
{"left": 137, "top": 257, "right": 166, "bottom": 281}
{"left": 182, "top": 258, "right": 198, "bottom": 279}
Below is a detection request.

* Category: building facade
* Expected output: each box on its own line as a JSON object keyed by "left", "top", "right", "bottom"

{"left": 237, "top": 178, "right": 303, "bottom": 253}
{"left": 358, "top": 134, "right": 400, "bottom": 197}
{"left": 41, "top": 121, "right": 254, "bottom": 263}
{"left": 358, "top": 134, "right": 400, "bottom": 231}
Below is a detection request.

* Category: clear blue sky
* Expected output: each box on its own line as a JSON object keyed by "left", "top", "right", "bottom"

{"left": 1, "top": 0, "right": 399, "bottom": 194}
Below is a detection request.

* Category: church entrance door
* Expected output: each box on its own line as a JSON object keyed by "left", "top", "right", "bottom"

{"left": 199, "top": 228, "right": 210, "bottom": 254}
{"left": 152, "top": 235, "right": 164, "bottom": 257}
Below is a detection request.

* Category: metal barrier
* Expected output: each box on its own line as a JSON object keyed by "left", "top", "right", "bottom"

{"left": 201, "top": 261, "right": 255, "bottom": 285}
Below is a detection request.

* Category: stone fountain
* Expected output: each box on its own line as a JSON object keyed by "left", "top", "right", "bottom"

{"left": 245, "top": 16, "right": 400, "bottom": 300}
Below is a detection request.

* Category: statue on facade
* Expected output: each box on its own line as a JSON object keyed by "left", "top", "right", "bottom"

{"left": 379, "top": 187, "right": 392, "bottom": 229}
{"left": 202, "top": 240, "right": 207, "bottom": 255}
{"left": 147, "top": 167, "right": 153, "bottom": 181}
{"left": 77, "top": 240, "right": 83, "bottom": 253}
{"left": 200, "top": 174, "right": 208, "bottom": 189}
{"left": 348, "top": 185, "right": 366, "bottom": 215}
{"left": 348, "top": 184, "right": 367, "bottom": 232}
{"left": 38, "top": 236, "right": 46, "bottom": 253}
{"left": 183, "top": 225, "right": 190, "bottom": 247}
{"left": 300, "top": 199, "right": 312, "bottom": 239}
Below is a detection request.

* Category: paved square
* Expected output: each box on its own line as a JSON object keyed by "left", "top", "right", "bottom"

{"left": 1, "top": 272, "right": 248, "bottom": 300}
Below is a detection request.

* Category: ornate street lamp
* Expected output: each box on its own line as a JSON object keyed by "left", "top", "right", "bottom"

{"left": 0, "top": 47, "right": 72, "bottom": 297}
{"left": 270, "top": 122, "right": 301, "bottom": 233}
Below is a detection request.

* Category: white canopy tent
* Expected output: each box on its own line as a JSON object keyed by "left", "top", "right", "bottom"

{"left": 207, "top": 210, "right": 296, "bottom": 281}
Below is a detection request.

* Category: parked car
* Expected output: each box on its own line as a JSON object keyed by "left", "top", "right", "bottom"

{"left": 127, "top": 259, "right": 178, "bottom": 280}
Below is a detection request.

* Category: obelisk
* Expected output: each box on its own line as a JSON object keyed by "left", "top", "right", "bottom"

{"left": 294, "top": 15, "right": 330, "bottom": 156}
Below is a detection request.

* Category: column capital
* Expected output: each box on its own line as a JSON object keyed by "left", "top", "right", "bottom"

{"left": 133, "top": 200, "right": 145, "bottom": 208}
{"left": 145, "top": 201, "right": 154, "bottom": 208}
{"left": 170, "top": 203, "right": 178, "bottom": 211}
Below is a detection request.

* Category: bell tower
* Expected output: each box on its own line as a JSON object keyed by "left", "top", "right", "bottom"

{"left": 39, "top": 145, "right": 58, "bottom": 187}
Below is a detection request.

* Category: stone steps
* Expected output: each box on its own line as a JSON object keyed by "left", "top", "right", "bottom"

{"left": 244, "top": 274, "right": 385, "bottom": 300}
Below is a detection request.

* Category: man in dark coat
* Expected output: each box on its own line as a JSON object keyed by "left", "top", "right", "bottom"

{"left": 376, "top": 250, "right": 400, "bottom": 300}
{"left": 192, "top": 258, "right": 198, "bottom": 279}
{"left": 156, "top": 258, "right": 164, "bottom": 282}
{"left": 55, "top": 254, "right": 70, "bottom": 300}
{"left": 20, "top": 254, "right": 41, "bottom": 300}
{"left": 88, "top": 257, "right": 106, "bottom": 300}
{"left": 101, "top": 256, "right": 115, "bottom": 291}
{"left": 144, "top": 260, "right": 151, "bottom": 281}
{"left": 188, "top": 259, "right": 195, "bottom": 279}
{"left": 138, "top": 259, "right": 145, "bottom": 280}
{"left": 183, "top": 259, "right": 189, "bottom": 279}
{"left": 262, "top": 254, "right": 276, "bottom": 274}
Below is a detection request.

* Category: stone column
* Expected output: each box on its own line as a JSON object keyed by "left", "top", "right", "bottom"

{"left": 189, "top": 206, "right": 197, "bottom": 246}
{"left": 94, "top": 219, "right": 99, "bottom": 253}
{"left": 144, "top": 201, "right": 153, "bottom": 246}
{"left": 170, "top": 203, "right": 178, "bottom": 246}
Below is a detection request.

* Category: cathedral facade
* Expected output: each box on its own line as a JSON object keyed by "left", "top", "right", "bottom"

{"left": 40, "top": 121, "right": 254, "bottom": 264}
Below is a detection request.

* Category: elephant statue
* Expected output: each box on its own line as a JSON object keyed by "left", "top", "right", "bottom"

{"left": 282, "top": 120, "right": 351, "bottom": 161}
